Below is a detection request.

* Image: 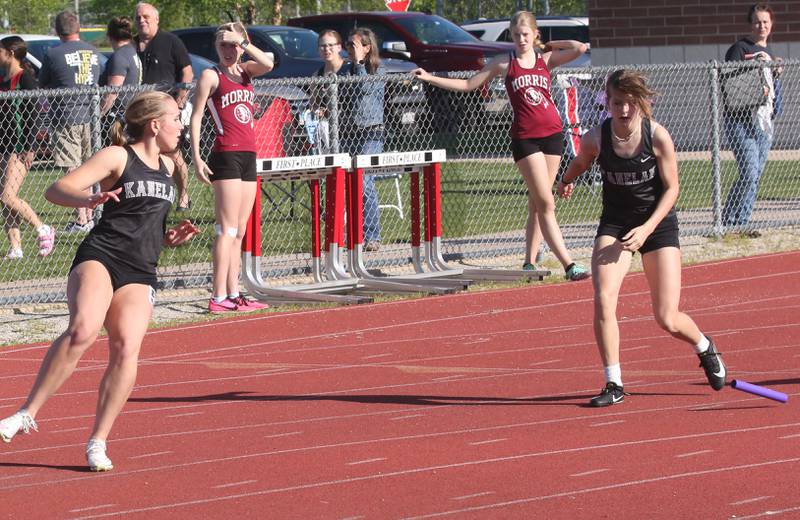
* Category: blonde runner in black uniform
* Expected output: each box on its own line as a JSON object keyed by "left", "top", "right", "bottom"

{"left": 558, "top": 70, "right": 726, "bottom": 407}
{"left": 0, "top": 91, "right": 199, "bottom": 470}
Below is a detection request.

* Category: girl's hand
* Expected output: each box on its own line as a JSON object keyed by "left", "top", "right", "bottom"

{"left": 219, "top": 30, "right": 244, "bottom": 47}
{"left": 84, "top": 188, "right": 122, "bottom": 209}
{"left": 348, "top": 38, "right": 367, "bottom": 62}
{"left": 193, "top": 157, "right": 213, "bottom": 185}
{"left": 557, "top": 180, "right": 574, "bottom": 199}
{"left": 411, "top": 68, "right": 431, "bottom": 81}
{"left": 620, "top": 225, "right": 652, "bottom": 252}
{"left": 165, "top": 219, "right": 200, "bottom": 247}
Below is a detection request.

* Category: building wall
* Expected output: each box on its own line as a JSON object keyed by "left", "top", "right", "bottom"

{"left": 588, "top": 0, "right": 800, "bottom": 65}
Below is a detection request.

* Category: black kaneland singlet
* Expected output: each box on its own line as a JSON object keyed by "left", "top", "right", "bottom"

{"left": 598, "top": 118, "right": 676, "bottom": 223}
{"left": 78, "top": 146, "right": 175, "bottom": 276}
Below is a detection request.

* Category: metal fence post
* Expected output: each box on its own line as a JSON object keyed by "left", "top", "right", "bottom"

{"left": 329, "top": 75, "right": 340, "bottom": 154}
{"left": 709, "top": 61, "right": 724, "bottom": 236}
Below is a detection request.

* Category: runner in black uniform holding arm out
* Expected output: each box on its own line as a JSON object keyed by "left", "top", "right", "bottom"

{"left": 0, "top": 91, "right": 199, "bottom": 470}
{"left": 558, "top": 69, "right": 726, "bottom": 407}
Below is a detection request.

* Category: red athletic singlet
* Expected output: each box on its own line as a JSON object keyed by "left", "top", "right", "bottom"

{"left": 207, "top": 67, "right": 256, "bottom": 153}
{"left": 504, "top": 51, "right": 563, "bottom": 139}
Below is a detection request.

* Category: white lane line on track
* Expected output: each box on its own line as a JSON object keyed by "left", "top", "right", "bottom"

{"left": 7, "top": 330, "right": 797, "bottom": 410}
{"left": 779, "top": 433, "right": 800, "bottom": 439}
{"left": 432, "top": 375, "right": 465, "bottom": 381}
{"left": 128, "top": 451, "right": 173, "bottom": 460}
{"left": 734, "top": 504, "right": 800, "bottom": 519}
{"left": 6, "top": 373, "right": 800, "bottom": 462}
{"left": 361, "top": 353, "right": 394, "bottom": 360}
{"left": 67, "top": 457, "right": 800, "bottom": 519}
{"left": 730, "top": 496, "right": 772, "bottom": 506}
{"left": 346, "top": 458, "right": 386, "bottom": 466}
{"left": 389, "top": 414, "right": 424, "bottom": 421}
{"left": 675, "top": 450, "right": 712, "bottom": 458}
{"left": 68, "top": 505, "right": 117, "bottom": 513}
{"left": 4, "top": 258, "right": 799, "bottom": 360}
{"left": 529, "top": 359, "right": 561, "bottom": 366}
{"left": 3, "top": 311, "right": 799, "bottom": 390}
{"left": 467, "top": 438, "right": 507, "bottom": 446}
{"left": 590, "top": 420, "right": 625, "bottom": 427}
{"left": 165, "top": 412, "right": 204, "bottom": 418}
{"left": 570, "top": 469, "right": 609, "bottom": 477}
{"left": 48, "top": 427, "right": 87, "bottom": 434}
{"left": 451, "top": 492, "right": 494, "bottom": 501}
{"left": 11, "top": 419, "right": 800, "bottom": 495}
{"left": 263, "top": 431, "right": 303, "bottom": 439}
{"left": 0, "top": 472, "right": 35, "bottom": 481}
{"left": 212, "top": 480, "right": 258, "bottom": 489}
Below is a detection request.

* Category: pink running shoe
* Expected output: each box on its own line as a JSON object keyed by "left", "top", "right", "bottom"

{"left": 38, "top": 226, "right": 56, "bottom": 257}
{"left": 208, "top": 298, "right": 238, "bottom": 313}
{"left": 228, "top": 296, "right": 269, "bottom": 312}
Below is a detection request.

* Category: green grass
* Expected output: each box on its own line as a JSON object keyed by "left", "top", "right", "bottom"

{"left": 3, "top": 158, "right": 799, "bottom": 284}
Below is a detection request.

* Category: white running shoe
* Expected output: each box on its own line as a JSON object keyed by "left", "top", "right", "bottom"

{"left": 86, "top": 438, "right": 114, "bottom": 472}
{"left": 0, "top": 410, "right": 38, "bottom": 443}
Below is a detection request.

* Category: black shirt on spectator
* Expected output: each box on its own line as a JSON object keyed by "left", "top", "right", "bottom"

{"left": 135, "top": 30, "right": 191, "bottom": 89}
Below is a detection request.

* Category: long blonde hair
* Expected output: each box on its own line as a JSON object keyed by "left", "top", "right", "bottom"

{"left": 109, "top": 91, "right": 174, "bottom": 145}
{"left": 509, "top": 11, "right": 545, "bottom": 51}
{"left": 605, "top": 69, "right": 657, "bottom": 120}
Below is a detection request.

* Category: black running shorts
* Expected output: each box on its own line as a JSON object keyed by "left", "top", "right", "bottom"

{"left": 208, "top": 151, "right": 257, "bottom": 182}
{"left": 511, "top": 132, "right": 564, "bottom": 162}
{"left": 596, "top": 212, "right": 680, "bottom": 254}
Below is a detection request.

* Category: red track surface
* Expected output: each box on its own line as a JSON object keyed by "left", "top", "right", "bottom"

{"left": 1, "top": 252, "right": 799, "bottom": 519}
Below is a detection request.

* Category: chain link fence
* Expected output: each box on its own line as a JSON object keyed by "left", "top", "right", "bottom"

{"left": 1, "top": 59, "right": 798, "bottom": 305}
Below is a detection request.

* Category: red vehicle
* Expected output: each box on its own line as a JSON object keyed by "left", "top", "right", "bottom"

{"left": 287, "top": 12, "right": 513, "bottom": 73}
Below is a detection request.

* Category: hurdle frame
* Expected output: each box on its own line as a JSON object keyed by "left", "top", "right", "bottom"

{"left": 242, "top": 153, "right": 371, "bottom": 305}
{"left": 351, "top": 150, "right": 548, "bottom": 284}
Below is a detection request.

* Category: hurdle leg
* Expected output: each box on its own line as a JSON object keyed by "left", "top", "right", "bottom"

{"left": 425, "top": 162, "right": 550, "bottom": 282}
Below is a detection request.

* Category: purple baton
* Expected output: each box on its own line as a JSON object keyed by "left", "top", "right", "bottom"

{"left": 731, "top": 379, "right": 789, "bottom": 403}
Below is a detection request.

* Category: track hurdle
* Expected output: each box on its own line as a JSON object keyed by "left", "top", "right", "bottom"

{"left": 422, "top": 158, "right": 550, "bottom": 282}
{"left": 241, "top": 153, "right": 371, "bottom": 305}
{"left": 349, "top": 149, "right": 470, "bottom": 289}
{"left": 351, "top": 150, "right": 548, "bottom": 283}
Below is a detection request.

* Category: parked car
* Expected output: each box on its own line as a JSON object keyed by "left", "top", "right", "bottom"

{"left": 288, "top": 12, "right": 513, "bottom": 73}
{"left": 461, "top": 16, "right": 590, "bottom": 45}
{"left": 174, "top": 24, "right": 425, "bottom": 152}
{"left": 289, "top": 12, "right": 516, "bottom": 138}
{"left": 461, "top": 16, "right": 591, "bottom": 67}
{"left": 173, "top": 26, "right": 323, "bottom": 79}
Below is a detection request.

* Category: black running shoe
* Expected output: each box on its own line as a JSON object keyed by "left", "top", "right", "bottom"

{"left": 589, "top": 382, "right": 626, "bottom": 407}
{"left": 698, "top": 337, "right": 726, "bottom": 391}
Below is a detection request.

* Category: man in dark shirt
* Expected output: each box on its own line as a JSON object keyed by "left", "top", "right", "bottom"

{"left": 134, "top": 2, "right": 193, "bottom": 210}
{"left": 39, "top": 10, "right": 102, "bottom": 232}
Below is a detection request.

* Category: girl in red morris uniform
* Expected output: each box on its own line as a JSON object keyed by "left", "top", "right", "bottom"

{"left": 412, "top": 11, "right": 589, "bottom": 280}
{"left": 190, "top": 22, "right": 274, "bottom": 312}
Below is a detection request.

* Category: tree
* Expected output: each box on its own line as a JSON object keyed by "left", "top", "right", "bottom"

{"left": 1, "top": 0, "right": 66, "bottom": 34}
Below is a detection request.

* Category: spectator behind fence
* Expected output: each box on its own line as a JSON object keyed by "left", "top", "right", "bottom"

{"left": 558, "top": 69, "right": 727, "bottom": 407}
{"left": 0, "top": 36, "right": 55, "bottom": 259}
{"left": 100, "top": 16, "right": 142, "bottom": 120}
{"left": 38, "top": 10, "right": 102, "bottom": 234}
{"left": 308, "top": 29, "right": 349, "bottom": 154}
{"left": 722, "top": 2, "right": 782, "bottom": 235}
{"left": 412, "top": 11, "right": 589, "bottom": 280}
{"left": 134, "top": 1, "right": 193, "bottom": 211}
{"left": 189, "top": 22, "right": 273, "bottom": 313}
{"left": 0, "top": 90, "right": 199, "bottom": 472}
{"left": 339, "top": 28, "right": 385, "bottom": 252}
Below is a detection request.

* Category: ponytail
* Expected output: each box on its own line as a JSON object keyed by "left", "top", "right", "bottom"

{"left": 109, "top": 119, "right": 128, "bottom": 146}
